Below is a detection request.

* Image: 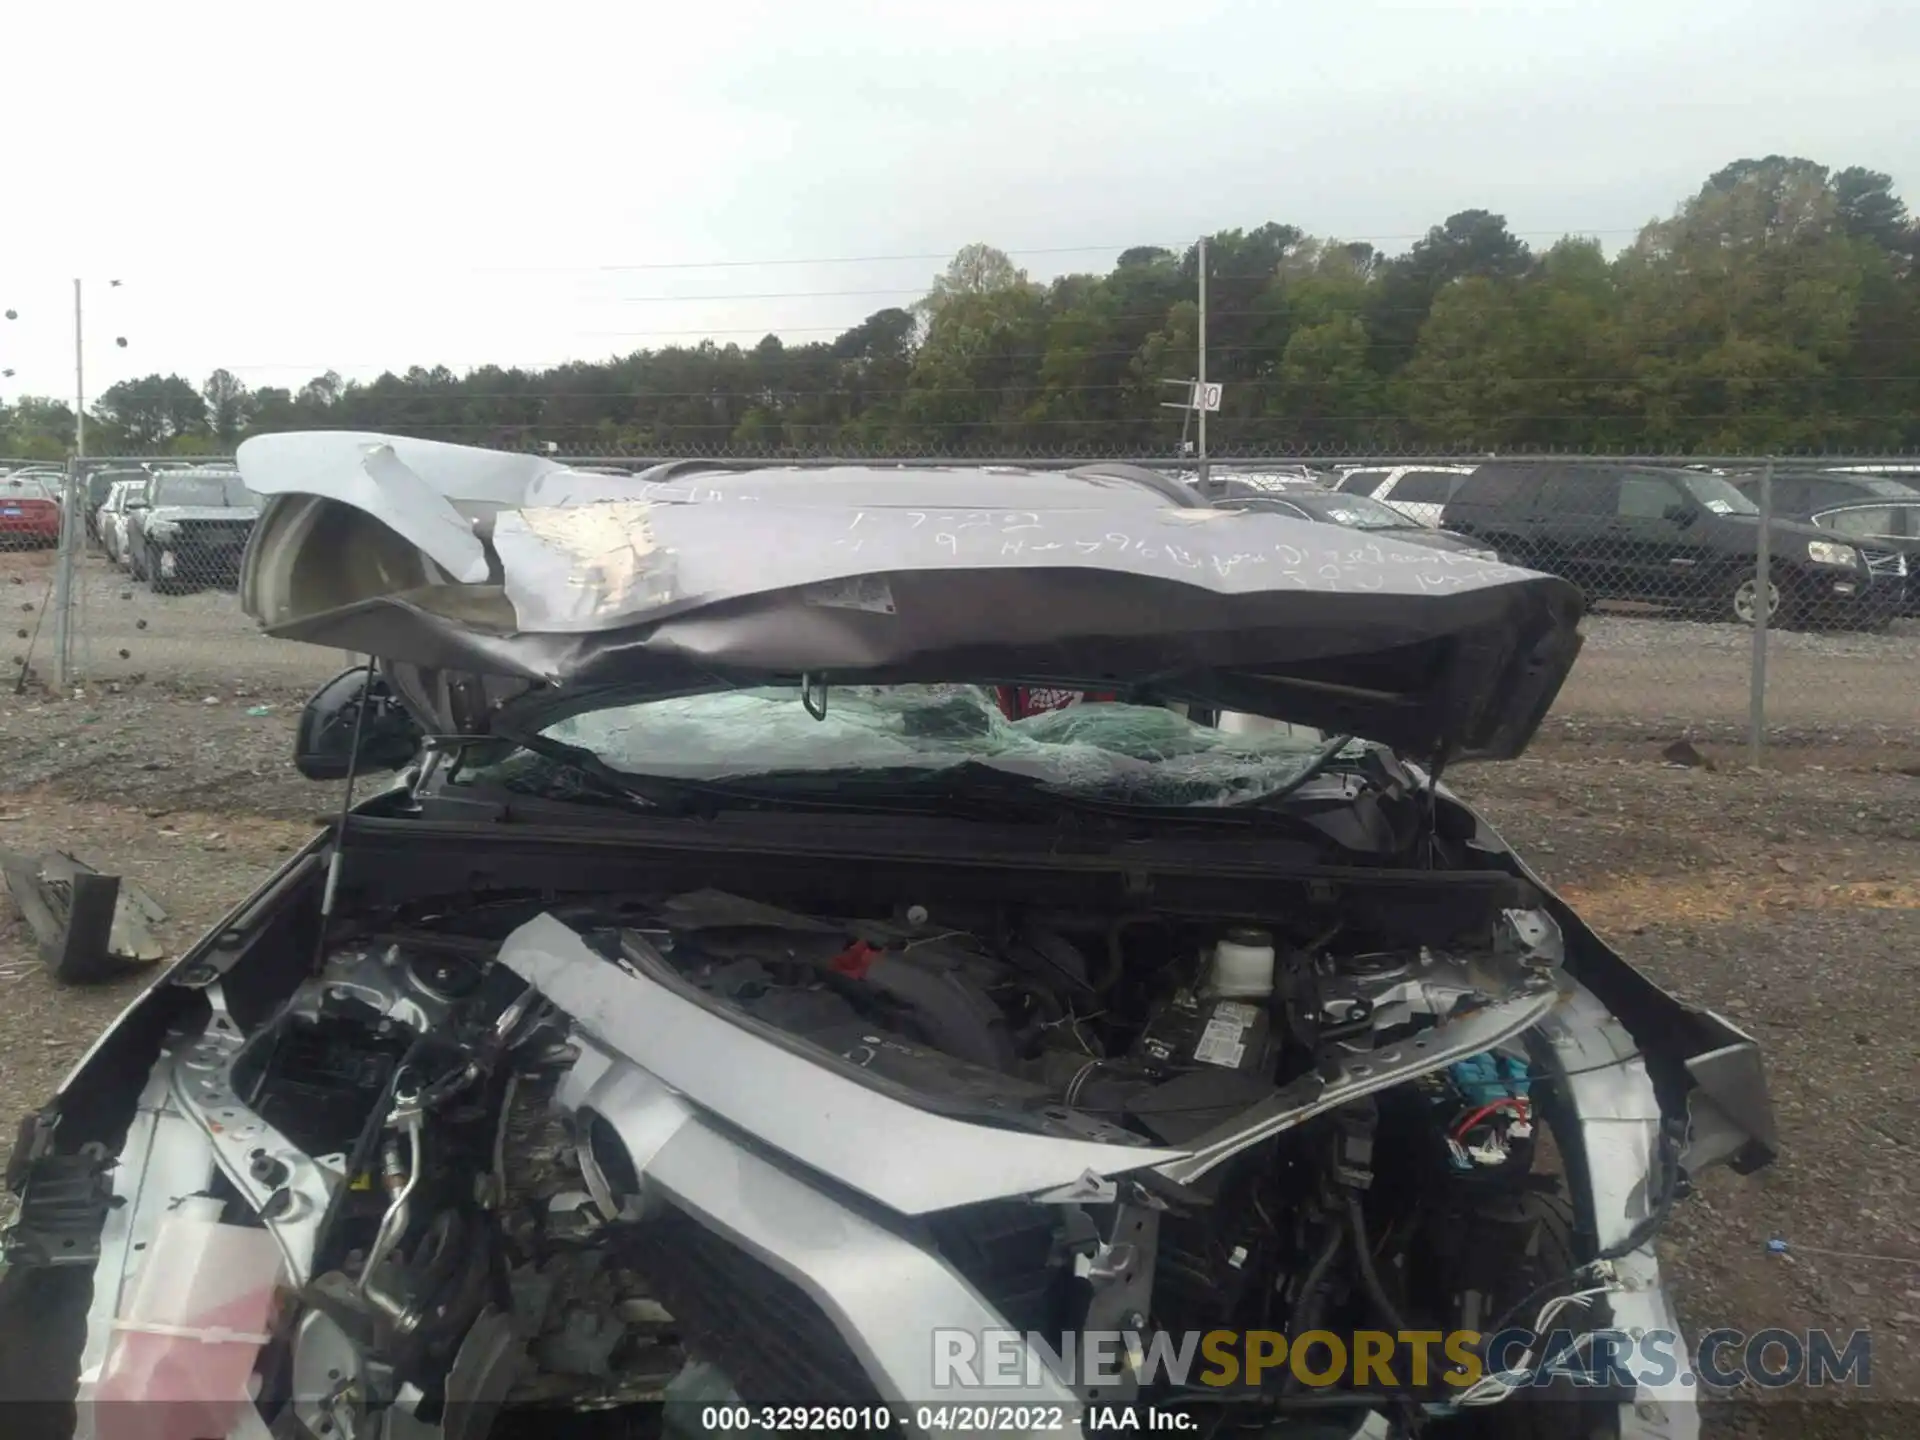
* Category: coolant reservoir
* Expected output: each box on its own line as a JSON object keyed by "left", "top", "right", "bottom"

{"left": 91, "top": 1195, "right": 283, "bottom": 1440}
{"left": 1208, "top": 927, "right": 1276, "bottom": 999}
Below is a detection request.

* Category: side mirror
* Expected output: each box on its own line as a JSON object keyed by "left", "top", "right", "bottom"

{"left": 294, "top": 667, "right": 425, "bottom": 781}
{"left": 1662, "top": 503, "right": 1695, "bottom": 527}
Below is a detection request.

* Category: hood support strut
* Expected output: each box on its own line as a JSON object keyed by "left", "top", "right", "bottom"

{"left": 313, "top": 657, "right": 379, "bottom": 972}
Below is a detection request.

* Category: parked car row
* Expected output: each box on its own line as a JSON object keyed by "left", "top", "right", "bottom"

{"left": 1325, "top": 461, "right": 1913, "bottom": 628}
{"left": 89, "top": 465, "right": 262, "bottom": 593}
{"left": 13, "top": 454, "right": 1918, "bottom": 623}
{"left": 1, "top": 458, "right": 252, "bottom": 556}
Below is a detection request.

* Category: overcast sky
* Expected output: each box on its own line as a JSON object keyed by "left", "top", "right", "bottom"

{"left": 4, "top": 0, "right": 1915, "bottom": 406}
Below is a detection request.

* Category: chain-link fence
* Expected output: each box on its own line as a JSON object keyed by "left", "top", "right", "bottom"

{"left": 19, "top": 460, "right": 344, "bottom": 699}
{"left": 12, "top": 450, "right": 1918, "bottom": 756}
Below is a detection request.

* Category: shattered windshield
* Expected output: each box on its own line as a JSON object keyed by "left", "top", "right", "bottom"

{"left": 467, "top": 685, "right": 1359, "bottom": 808}
{"left": 1291, "top": 492, "right": 1422, "bottom": 530}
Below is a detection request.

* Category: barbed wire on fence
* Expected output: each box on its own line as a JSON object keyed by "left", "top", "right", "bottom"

{"left": 20, "top": 443, "right": 1920, "bottom": 469}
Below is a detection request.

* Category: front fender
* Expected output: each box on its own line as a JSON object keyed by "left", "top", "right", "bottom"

{"left": 1437, "top": 784, "right": 1776, "bottom": 1440}
{"left": 1438, "top": 783, "right": 1778, "bottom": 1177}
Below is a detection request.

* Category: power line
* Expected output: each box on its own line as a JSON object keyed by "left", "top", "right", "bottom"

{"left": 206, "top": 337, "right": 1920, "bottom": 378}
{"left": 607, "top": 287, "right": 929, "bottom": 304}
{"left": 552, "top": 305, "right": 1522, "bottom": 338}
{"left": 577, "top": 243, "right": 1159, "bottom": 272}
{"left": 593, "top": 265, "right": 1576, "bottom": 303}
{"left": 0, "top": 223, "right": 1658, "bottom": 289}
{"left": 422, "top": 226, "right": 1655, "bottom": 273}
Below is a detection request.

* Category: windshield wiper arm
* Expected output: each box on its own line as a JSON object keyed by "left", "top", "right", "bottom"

{"left": 484, "top": 722, "right": 728, "bottom": 815}
{"left": 481, "top": 725, "right": 1360, "bottom": 826}
{"left": 483, "top": 727, "right": 1063, "bottom": 821}
{"left": 1228, "top": 732, "right": 1359, "bottom": 808}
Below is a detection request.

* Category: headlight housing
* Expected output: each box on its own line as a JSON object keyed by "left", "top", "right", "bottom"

{"left": 145, "top": 519, "right": 177, "bottom": 543}
{"left": 1806, "top": 540, "right": 1861, "bottom": 569}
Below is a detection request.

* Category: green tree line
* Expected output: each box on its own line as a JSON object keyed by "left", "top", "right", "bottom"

{"left": 6, "top": 156, "right": 1918, "bottom": 460}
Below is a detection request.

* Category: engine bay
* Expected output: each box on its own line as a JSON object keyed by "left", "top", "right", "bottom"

{"left": 59, "top": 866, "right": 1636, "bottom": 1440}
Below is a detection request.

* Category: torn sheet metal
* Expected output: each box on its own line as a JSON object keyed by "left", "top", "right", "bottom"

{"left": 0, "top": 850, "right": 167, "bottom": 985}
{"left": 507, "top": 500, "right": 677, "bottom": 627}
{"left": 496, "top": 912, "right": 1182, "bottom": 1215}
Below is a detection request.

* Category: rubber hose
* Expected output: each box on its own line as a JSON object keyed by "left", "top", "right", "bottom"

{"left": 1346, "top": 1193, "right": 1412, "bottom": 1336}
{"left": 1280, "top": 1223, "right": 1347, "bottom": 1396}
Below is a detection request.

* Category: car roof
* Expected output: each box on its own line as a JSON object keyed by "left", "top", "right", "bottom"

{"left": 1342, "top": 463, "right": 1478, "bottom": 475}
{"left": 1284, "top": 488, "right": 1401, "bottom": 511}
{"left": 1733, "top": 466, "right": 1913, "bottom": 480}
{"left": 1211, "top": 477, "right": 1322, "bottom": 500}
{"left": 1212, "top": 491, "right": 1312, "bottom": 510}
{"left": 1467, "top": 462, "right": 1695, "bottom": 482}
{"left": 1731, "top": 469, "right": 1920, "bottom": 495}
{"left": 1213, "top": 470, "right": 1336, "bottom": 487}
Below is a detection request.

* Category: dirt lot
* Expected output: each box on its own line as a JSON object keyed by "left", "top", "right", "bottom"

{"left": 5, "top": 546, "right": 343, "bottom": 693}
{"left": 1, "top": 685, "right": 1914, "bottom": 1433}
{"left": 1475, "top": 746, "right": 1920, "bottom": 1438}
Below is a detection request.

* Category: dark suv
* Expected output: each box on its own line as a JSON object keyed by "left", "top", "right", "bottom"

{"left": 1438, "top": 462, "right": 1904, "bottom": 629}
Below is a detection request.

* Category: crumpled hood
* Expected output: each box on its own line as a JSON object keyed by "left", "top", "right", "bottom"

{"left": 235, "top": 432, "right": 1586, "bottom": 762}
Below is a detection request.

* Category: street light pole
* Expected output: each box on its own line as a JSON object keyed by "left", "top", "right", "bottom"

{"left": 74, "top": 280, "right": 86, "bottom": 460}
{"left": 1196, "top": 236, "right": 1209, "bottom": 497}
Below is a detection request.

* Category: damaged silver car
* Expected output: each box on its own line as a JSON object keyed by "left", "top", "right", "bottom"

{"left": 0, "top": 434, "right": 1776, "bottom": 1440}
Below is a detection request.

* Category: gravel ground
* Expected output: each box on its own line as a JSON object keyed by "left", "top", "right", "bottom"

{"left": 1466, "top": 752, "right": 1920, "bottom": 1437}
{"left": 1584, "top": 610, "right": 1920, "bottom": 662}
{"left": 5, "top": 546, "right": 343, "bottom": 692}
{"left": 1558, "top": 612, "right": 1920, "bottom": 737}
{"left": 0, "top": 692, "right": 1914, "bottom": 1433}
